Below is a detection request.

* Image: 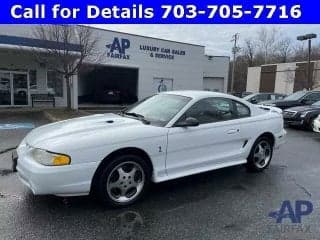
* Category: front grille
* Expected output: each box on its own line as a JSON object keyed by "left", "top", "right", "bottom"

{"left": 283, "top": 111, "right": 297, "bottom": 118}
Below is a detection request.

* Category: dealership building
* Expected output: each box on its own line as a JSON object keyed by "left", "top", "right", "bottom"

{"left": 0, "top": 25, "right": 229, "bottom": 109}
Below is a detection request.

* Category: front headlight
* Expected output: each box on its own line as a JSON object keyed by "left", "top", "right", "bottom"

{"left": 31, "top": 148, "right": 71, "bottom": 166}
{"left": 300, "top": 112, "right": 310, "bottom": 118}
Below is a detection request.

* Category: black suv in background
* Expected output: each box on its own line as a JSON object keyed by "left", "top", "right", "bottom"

{"left": 244, "top": 92, "right": 286, "bottom": 104}
{"left": 283, "top": 100, "right": 320, "bottom": 129}
{"left": 262, "top": 91, "right": 320, "bottom": 110}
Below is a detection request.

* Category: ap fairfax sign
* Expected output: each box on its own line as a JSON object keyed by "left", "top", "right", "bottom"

{"left": 106, "top": 37, "right": 130, "bottom": 60}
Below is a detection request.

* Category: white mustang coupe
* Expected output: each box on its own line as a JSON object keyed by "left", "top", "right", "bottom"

{"left": 16, "top": 91, "right": 286, "bottom": 207}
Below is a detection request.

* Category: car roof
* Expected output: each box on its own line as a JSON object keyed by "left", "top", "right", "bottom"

{"left": 161, "top": 90, "right": 236, "bottom": 100}
{"left": 252, "top": 92, "right": 285, "bottom": 95}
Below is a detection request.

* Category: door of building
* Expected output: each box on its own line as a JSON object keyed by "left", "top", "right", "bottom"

{"left": 0, "top": 71, "right": 29, "bottom": 106}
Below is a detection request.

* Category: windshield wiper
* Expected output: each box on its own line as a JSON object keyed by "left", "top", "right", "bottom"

{"left": 122, "top": 112, "right": 150, "bottom": 125}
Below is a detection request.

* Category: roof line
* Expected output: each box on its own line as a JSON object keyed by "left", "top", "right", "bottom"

{"left": 260, "top": 60, "right": 319, "bottom": 66}
{"left": 206, "top": 55, "right": 230, "bottom": 58}
{"left": 82, "top": 25, "right": 205, "bottom": 48}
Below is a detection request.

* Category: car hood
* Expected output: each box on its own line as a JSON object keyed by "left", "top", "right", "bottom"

{"left": 24, "top": 113, "right": 143, "bottom": 148}
{"left": 285, "top": 105, "right": 320, "bottom": 112}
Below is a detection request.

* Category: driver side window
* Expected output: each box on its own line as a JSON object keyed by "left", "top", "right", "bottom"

{"left": 179, "top": 98, "right": 236, "bottom": 125}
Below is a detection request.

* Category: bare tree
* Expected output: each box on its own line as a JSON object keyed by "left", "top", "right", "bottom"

{"left": 242, "top": 39, "right": 256, "bottom": 67}
{"left": 276, "top": 37, "right": 292, "bottom": 63}
{"left": 257, "top": 27, "right": 279, "bottom": 64}
{"left": 231, "top": 26, "right": 320, "bottom": 90}
{"left": 32, "top": 25, "right": 99, "bottom": 109}
{"left": 291, "top": 42, "right": 306, "bottom": 62}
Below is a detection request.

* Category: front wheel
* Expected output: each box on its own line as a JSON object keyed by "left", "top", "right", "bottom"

{"left": 305, "top": 117, "right": 316, "bottom": 131}
{"left": 95, "top": 154, "right": 151, "bottom": 207}
{"left": 247, "top": 137, "right": 273, "bottom": 172}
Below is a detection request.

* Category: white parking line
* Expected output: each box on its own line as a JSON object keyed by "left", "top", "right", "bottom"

{"left": 0, "top": 123, "right": 34, "bottom": 130}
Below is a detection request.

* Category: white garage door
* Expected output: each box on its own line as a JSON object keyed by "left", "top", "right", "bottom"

{"left": 203, "top": 77, "right": 224, "bottom": 92}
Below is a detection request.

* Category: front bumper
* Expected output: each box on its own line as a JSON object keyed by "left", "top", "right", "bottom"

{"left": 283, "top": 117, "right": 305, "bottom": 126}
{"left": 16, "top": 144, "right": 98, "bottom": 197}
{"left": 313, "top": 119, "right": 320, "bottom": 133}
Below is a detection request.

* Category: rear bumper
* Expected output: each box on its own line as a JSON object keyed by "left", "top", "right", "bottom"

{"left": 16, "top": 146, "right": 98, "bottom": 196}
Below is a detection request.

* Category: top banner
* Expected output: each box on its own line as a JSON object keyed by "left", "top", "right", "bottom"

{"left": 1, "top": 0, "right": 319, "bottom": 24}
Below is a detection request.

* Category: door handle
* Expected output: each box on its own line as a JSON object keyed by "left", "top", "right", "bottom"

{"left": 227, "top": 129, "right": 239, "bottom": 134}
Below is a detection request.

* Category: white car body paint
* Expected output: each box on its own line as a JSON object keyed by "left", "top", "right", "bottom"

{"left": 16, "top": 91, "right": 286, "bottom": 197}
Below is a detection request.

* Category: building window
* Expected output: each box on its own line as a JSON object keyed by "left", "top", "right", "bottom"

{"left": 47, "top": 70, "right": 63, "bottom": 97}
{"left": 29, "top": 70, "right": 37, "bottom": 90}
{"left": 153, "top": 77, "right": 173, "bottom": 93}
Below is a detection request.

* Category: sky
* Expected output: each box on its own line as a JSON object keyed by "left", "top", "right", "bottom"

{"left": 93, "top": 24, "right": 320, "bottom": 57}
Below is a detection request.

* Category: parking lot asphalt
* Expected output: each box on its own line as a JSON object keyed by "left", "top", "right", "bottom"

{"left": 1, "top": 113, "right": 320, "bottom": 240}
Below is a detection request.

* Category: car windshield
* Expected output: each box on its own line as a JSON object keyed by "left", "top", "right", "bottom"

{"left": 284, "top": 91, "right": 306, "bottom": 100}
{"left": 312, "top": 100, "right": 320, "bottom": 106}
{"left": 124, "top": 94, "right": 191, "bottom": 126}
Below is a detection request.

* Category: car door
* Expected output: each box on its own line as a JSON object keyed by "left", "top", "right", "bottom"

{"left": 165, "top": 97, "right": 250, "bottom": 179}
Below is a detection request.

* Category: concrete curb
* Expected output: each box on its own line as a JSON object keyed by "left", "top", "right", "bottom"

{"left": 43, "top": 110, "right": 90, "bottom": 123}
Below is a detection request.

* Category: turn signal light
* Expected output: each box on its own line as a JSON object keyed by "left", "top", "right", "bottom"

{"left": 53, "top": 155, "right": 71, "bottom": 166}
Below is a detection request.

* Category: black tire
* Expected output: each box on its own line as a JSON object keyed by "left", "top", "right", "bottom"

{"left": 246, "top": 136, "right": 273, "bottom": 172}
{"left": 305, "top": 117, "right": 316, "bottom": 131}
{"left": 95, "top": 154, "right": 151, "bottom": 207}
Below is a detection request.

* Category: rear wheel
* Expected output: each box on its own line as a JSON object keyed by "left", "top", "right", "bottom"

{"left": 95, "top": 154, "right": 151, "bottom": 207}
{"left": 247, "top": 137, "right": 273, "bottom": 172}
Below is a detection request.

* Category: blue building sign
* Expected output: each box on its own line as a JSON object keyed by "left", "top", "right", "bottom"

{"left": 106, "top": 37, "right": 130, "bottom": 60}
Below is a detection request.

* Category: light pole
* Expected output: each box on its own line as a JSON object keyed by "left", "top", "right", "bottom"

{"left": 231, "top": 33, "right": 240, "bottom": 93}
{"left": 297, "top": 33, "right": 317, "bottom": 89}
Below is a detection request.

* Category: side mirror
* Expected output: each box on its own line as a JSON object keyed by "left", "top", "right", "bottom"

{"left": 250, "top": 98, "right": 258, "bottom": 104}
{"left": 175, "top": 117, "right": 199, "bottom": 127}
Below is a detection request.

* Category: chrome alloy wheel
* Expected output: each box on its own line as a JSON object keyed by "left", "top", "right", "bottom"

{"left": 106, "top": 161, "right": 145, "bottom": 203}
{"left": 253, "top": 140, "right": 272, "bottom": 169}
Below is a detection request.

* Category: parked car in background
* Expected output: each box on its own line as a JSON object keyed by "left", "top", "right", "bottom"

{"left": 95, "top": 88, "right": 123, "bottom": 104}
{"left": 244, "top": 93, "right": 286, "bottom": 104}
{"left": 262, "top": 90, "right": 320, "bottom": 110}
{"left": 16, "top": 91, "right": 286, "bottom": 207}
{"left": 240, "top": 92, "right": 253, "bottom": 98}
{"left": 312, "top": 115, "right": 320, "bottom": 133}
{"left": 228, "top": 91, "right": 252, "bottom": 98}
{"left": 283, "top": 100, "right": 320, "bottom": 129}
